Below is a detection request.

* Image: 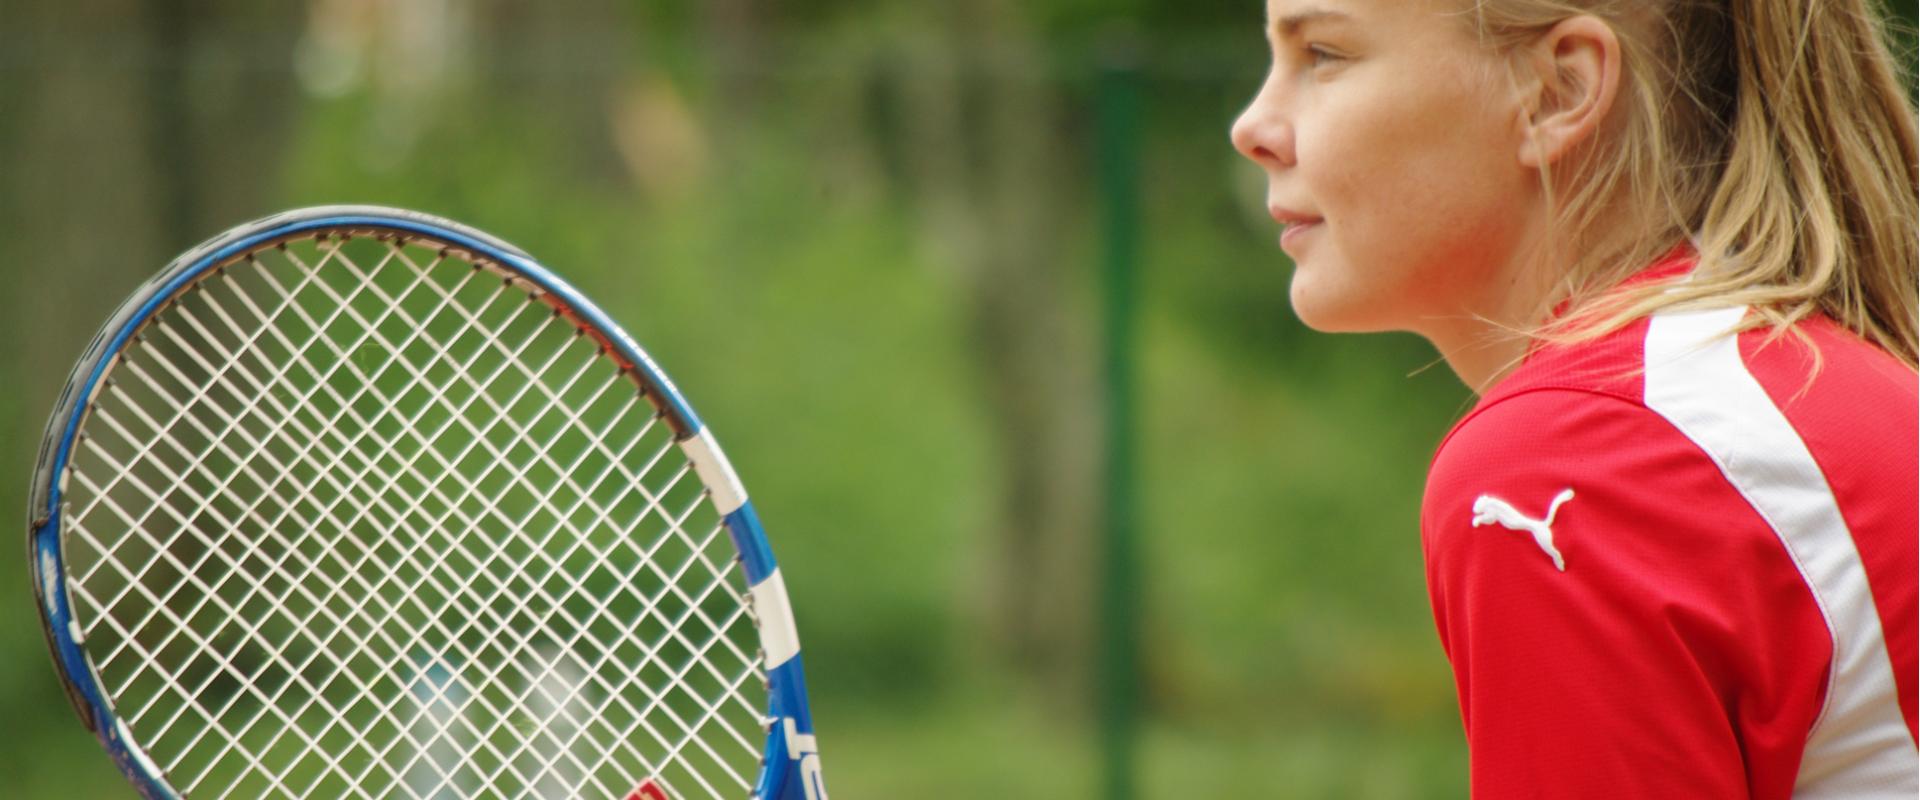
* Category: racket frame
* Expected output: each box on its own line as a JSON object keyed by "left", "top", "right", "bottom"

{"left": 27, "top": 206, "right": 823, "bottom": 800}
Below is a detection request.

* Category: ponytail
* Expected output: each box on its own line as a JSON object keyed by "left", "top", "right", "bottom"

{"left": 1472, "top": 0, "right": 1920, "bottom": 367}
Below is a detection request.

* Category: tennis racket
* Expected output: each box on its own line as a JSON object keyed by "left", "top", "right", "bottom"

{"left": 27, "top": 206, "right": 826, "bottom": 800}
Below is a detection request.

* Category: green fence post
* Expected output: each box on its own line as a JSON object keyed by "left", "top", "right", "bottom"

{"left": 1096, "top": 38, "right": 1142, "bottom": 800}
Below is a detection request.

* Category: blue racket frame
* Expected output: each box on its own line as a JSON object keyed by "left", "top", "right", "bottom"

{"left": 27, "top": 206, "right": 825, "bottom": 800}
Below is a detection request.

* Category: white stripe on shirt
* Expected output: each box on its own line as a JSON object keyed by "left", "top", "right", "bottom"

{"left": 1644, "top": 305, "right": 1917, "bottom": 798}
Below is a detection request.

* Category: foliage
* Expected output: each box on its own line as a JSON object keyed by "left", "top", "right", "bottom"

{"left": 10, "top": 1, "right": 1908, "bottom": 796}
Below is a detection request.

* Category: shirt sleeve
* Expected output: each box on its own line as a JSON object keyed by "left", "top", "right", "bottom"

{"left": 1421, "top": 388, "right": 1830, "bottom": 800}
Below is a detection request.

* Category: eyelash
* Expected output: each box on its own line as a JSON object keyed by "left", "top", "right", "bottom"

{"left": 1304, "top": 45, "right": 1343, "bottom": 68}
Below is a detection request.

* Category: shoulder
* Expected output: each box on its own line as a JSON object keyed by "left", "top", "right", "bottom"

{"left": 1421, "top": 381, "right": 1767, "bottom": 591}
{"left": 1417, "top": 310, "right": 1847, "bottom": 669}
{"left": 1424, "top": 308, "right": 1916, "bottom": 584}
{"left": 1739, "top": 316, "right": 1917, "bottom": 496}
{"left": 1421, "top": 315, "right": 1737, "bottom": 578}
{"left": 1421, "top": 306, "right": 1918, "bottom": 794}
{"left": 1418, "top": 380, "right": 1828, "bottom": 797}
{"left": 1417, "top": 317, "right": 1838, "bottom": 797}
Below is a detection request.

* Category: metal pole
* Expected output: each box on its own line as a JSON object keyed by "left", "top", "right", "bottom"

{"left": 1096, "top": 38, "right": 1142, "bottom": 800}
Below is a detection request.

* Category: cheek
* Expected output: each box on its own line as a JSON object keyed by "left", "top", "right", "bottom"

{"left": 1301, "top": 90, "right": 1525, "bottom": 284}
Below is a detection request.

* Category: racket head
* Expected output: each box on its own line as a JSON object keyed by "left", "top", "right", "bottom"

{"left": 27, "top": 206, "right": 824, "bottom": 799}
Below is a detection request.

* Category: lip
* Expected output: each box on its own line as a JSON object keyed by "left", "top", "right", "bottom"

{"left": 1274, "top": 216, "right": 1320, "bottom": 253}
{"left": 1272, "top": 207, "right": 1324, "bottom": 254}
{"left": 1268, "top": 206, "right": 1321, "bottom": 227}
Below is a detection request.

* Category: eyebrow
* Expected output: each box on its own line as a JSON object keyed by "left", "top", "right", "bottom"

{"left": 1272, "top": 8, "right": 1351, "bottom": 37}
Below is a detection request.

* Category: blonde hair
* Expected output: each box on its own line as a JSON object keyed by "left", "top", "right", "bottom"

{"left": 1470, "top": 0, "right": 1919, "bottom": 368}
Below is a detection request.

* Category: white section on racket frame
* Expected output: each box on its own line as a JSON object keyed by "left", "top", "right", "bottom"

{"left": 680, "top": 429, "right": 748, "bottom": 515}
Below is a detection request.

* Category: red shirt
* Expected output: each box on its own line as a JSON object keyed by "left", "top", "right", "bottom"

{"left": 1422, "top": 264, "right": 1918, "bottom": 798}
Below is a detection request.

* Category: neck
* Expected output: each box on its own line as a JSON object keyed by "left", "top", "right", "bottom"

{"left": 1428, "top": 322, "right": 1533, "bottom": 394}
{"left": 1422, "top": 230, "right": 1564, "bottom": 394}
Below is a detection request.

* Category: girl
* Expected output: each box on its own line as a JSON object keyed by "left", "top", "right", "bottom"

{"left": 1231, "top": 1, "right": 1917, "bottom": 797}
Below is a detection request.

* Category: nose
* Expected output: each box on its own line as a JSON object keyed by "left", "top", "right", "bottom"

{"left": 1230, "top": 82, "right": 1294, "bottom": 170}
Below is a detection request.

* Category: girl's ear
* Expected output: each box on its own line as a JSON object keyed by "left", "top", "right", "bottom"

{"left": 1516, "top": 15, "right": 1622, "bottom": 169}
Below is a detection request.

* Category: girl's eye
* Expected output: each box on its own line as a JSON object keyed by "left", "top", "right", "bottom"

{"left": 1305, "top": 45, "right": 1344, "bottom": 69}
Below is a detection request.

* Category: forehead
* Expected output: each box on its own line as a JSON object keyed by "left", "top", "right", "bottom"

{"left": 1265, "top": 0, "right": 1365, "bottom": 25}
{"left": 1263, "top": 0, "right": 1456, "bottom": 31}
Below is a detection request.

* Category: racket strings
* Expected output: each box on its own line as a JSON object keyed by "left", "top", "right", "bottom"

{"left": 71, "top": 272, "right": 656, "bottom": 790}
{"left": 60, "top": 233, "right": 769, "bottom": 799}
{"left": 279, "top": 242, "right": 768, "bottom": 784}
{"left": 84, "top": 245, "right": 756, "bottom": 794}
{"left": 318, "top": 242, "right": 769, "bottom": 697}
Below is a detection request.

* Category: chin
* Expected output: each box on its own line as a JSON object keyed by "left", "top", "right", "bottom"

{"left": 1288, "top": 276, "right": 1391, "bottom": 333}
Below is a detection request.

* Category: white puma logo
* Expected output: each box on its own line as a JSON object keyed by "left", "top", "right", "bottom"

{"left": 1470, "top": 488, "right": 1575, "bottom": 572}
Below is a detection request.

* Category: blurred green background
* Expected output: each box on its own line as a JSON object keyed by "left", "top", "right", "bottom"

{"left": 3, "top": 1, "right": 1912, "bottom": 798}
